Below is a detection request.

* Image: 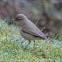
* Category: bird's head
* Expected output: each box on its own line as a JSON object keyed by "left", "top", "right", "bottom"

{"left": 15, "top": 14, "right": 27, "bottom": 21}
{"left": 14, "top": 14, "right": 28, "bottom": 27}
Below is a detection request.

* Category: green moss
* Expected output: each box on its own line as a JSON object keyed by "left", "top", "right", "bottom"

{"left": 0, "top": 20, "right": 62, "bottom": 62}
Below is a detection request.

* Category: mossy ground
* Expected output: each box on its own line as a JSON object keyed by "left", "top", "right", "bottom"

{"left": 0, "top": 20, "right": 62, "bottom": 62}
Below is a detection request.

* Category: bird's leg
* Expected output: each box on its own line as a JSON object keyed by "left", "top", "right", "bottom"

{"left": 21, "top": 41, "right": 25, "bottom": 44}
{"left": 34, "top": 41, "right": 35, "bottom": 48}
{"left": 21, "top": 41, "right": 25, "bottom": 48}
{"left": 25, "top": 40, "right": 31, "bottom": 49}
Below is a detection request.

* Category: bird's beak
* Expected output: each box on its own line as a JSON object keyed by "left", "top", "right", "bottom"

{"left": 14, "top": 18, "right": 19, "bottom": 26}
{"left": 14, "top": 17, "right": 18, "bottom": 21}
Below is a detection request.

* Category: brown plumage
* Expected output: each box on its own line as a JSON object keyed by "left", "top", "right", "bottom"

{"left": 15, "top": 14, "right": 53, "bottom": 48}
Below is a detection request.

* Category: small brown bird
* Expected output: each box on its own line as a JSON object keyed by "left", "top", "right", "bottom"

{"left": 15, "top": 14, "right": 53, "bottom": 48}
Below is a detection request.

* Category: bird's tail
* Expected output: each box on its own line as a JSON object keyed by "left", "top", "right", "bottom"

{"left": 46, "top": 37, "right": 54, "bottom": 42}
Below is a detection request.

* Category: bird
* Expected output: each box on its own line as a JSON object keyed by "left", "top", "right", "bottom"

{"left": 15, "top": 14, "right": 53, "bottom": 49}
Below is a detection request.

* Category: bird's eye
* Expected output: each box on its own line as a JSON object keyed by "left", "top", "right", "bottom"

{"left": 15, "top": 17, "right": 23, "bottom": 21}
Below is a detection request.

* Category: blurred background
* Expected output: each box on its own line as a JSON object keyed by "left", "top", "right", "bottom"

{"left": 0, "top": 0, "right": 62, "bottom": 38}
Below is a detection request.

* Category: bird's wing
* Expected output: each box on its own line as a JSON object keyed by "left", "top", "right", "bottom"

{"left": 21, "top": 19, "right": 47, "bottom": 39}
{"left": 22, "top": 27, "right": 47, "bottom": 39}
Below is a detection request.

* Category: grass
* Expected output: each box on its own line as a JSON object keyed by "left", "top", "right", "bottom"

{"left": 0, "top": 20, "right": 62, "bottom": 62}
